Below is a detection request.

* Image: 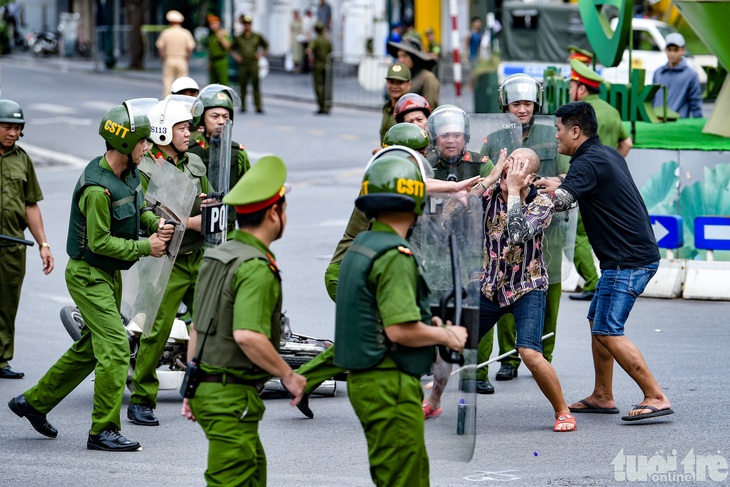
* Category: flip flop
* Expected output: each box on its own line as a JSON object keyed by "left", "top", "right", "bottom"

{"left": 569, "top": 399, "right": 620, "bottom": 414}
{"left": 621, "top": 404, "right": 675, "bottom": 422}
{"left": 553, "top": 413, "right": 576, "bottom": 432}
{"left": 422, "top": 400, "right": 442, "bottom": 420}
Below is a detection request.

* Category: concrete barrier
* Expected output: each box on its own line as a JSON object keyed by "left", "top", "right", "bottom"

{"left": 644, "top": 258, "right": 685, "bottom": 298}
{"left": 683, "top": 260, "right": 730, "bottom": 300}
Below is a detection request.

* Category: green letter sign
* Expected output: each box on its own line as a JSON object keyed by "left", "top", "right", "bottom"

{"left": 579, "top": 0, "right": 633, "bottom": 67}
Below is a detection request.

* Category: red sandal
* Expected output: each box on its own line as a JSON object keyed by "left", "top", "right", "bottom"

{"left": 422, "top": 400, "right": 442, "bottom": 419}
{"left": 554, "top": 413, "right": 576, "bottom": 432}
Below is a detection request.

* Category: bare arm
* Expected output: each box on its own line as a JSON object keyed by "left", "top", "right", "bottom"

{"left": 384, "top": 320, "right": 466, "bottom": 352}
{"left": 234, "top": 329, "right": 306, "bottom": 406}
{"left": 25, "top": 203, "right": 53, "bottom": 274}
{"left": 617, "top": 137, "right": 632, "bottom": 157}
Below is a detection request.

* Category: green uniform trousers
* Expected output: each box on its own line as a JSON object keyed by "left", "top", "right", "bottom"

{"left": 239, "top": 62, "right": 261, "bottom": 111}
{"left": 313, "top": 65, "right": 329, "bottom": 112}
{"left": 209, "top": 58, "right": 229, "bottom": 86}
{"left": 190, "top": 381, "right": 266, "bottom": 487}
{"left": 131, "top": 250, "right": 202, "bottom": 407}
{"left": 348, "top": 366, "right": 430, "bottom": 487}
{"left": 0, "top": 245, "right": 25, "bottom": 367}
{"left": 295, "top": 261, "right": 345, "bottom": 394}
{"left": 476, "top": 283, "right": 561, "bottom": 381}
{"left": 573, "top": 213, "right": 598, "bottom": 292}
{"left": 24, "top": 258, "right": 130, "bottom": 434}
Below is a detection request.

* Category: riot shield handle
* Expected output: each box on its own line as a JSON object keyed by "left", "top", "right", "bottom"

{"left": 438, "top": 233, "right": 466, "bottom": 365}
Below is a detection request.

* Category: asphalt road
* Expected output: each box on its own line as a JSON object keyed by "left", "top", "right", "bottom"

{"left": 1, "top": 57, "right": 729, "bottom": 487}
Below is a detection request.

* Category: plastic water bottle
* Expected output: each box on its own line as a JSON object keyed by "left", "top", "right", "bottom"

{"left": 456, "top": 398, "right": 466, "bottom": 435}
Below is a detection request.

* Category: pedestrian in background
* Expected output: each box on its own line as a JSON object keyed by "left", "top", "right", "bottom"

{"left": 308, "top": 21, "right": 332, "bottom": 114}
{"left": 301, "top": 10, "right": 315, "bottom": 74}
{"left": 0, "top": 99, "right": 54, "bottom": 380}
{"left": 9, "top": 101, "right": 172, "bottom": 451}
{"left": 652, "top": 33, "right": 703, "bottom": 119}
{"left": 388, "top": 37, "right": 440, "bottom": 108}
{"left": 317, "top": 0, "right": 332, "bottom": 33}
{"left": 231, "top": 15, "right": 268, "bottom": 114}
{"left": 425, "top": 27, "right": 442, "bottom": 78}
{"left": 401, "top": 18, "right": 423, "bottom": 44}
{"left": 290, "top": 9, "right": 304, "bottom": 73}
{"left": 385, "top": 21, "right": 403, "bottom": 55}
{"left": 540, "top": 101, "right": 673, "bottom": 423}
{"left": 182, "top": 155, "right": 306, "bottom": 486}
{"left": 206, "top": 14, "right": 231, "bottom": 86}
{"left": 156, "top": 10, "right": 196, "bottom": 98}
{"left": 465, "top": 17, "right": 483, "bottom": 67}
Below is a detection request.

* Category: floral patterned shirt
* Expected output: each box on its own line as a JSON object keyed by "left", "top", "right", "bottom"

{"left": 480, "top": 182, "right": 554, "bottom": 306}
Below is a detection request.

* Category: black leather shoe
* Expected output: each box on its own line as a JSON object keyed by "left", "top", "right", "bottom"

{"left": 496, "top": 363, "right": 518, "bottom": 381}
{"left": 87, "top": 428, "right": 140, "bottom": 451}
{"left": 476, "top": 379, "right": 495, "bottom": 395}
{"left": 296, "top": 393, "right": 314, "bottom": 419}
{"left": 8, "top": 394, "right": 58, "bottom": 438}
{"left": 127, "top": 404, "right": 159, "bottom": 426}
{"left": 256, "top": 108, "right": 264, "bottom": 114}
{"left": 569, "top": 291, "right": 595, "bottom": 301}
{"left": 0, "top": 365, "right": 24, "bottom": 379}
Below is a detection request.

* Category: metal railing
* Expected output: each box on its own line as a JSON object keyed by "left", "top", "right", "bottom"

{"left": 326, "top": 52, "right": 393, "bottom": 110}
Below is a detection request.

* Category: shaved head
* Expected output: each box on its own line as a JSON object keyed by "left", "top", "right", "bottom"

{"left": 510, "top": 147, "right": 540, "bottom": 173}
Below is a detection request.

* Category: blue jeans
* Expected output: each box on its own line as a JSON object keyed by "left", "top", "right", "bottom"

{"left": 479, "top": 290, "right": 547, "bottom": 353}
{"left": 588, "top": 262, "right": 659, "bottom": 336}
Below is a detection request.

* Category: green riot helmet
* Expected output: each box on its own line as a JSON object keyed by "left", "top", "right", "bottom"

{"left": 498, "top": 74, "right": 543, "bottom": 111}
{"left": 426, "top": 105, "right": 469, "bottom": 164}
{"left": 382, "top": 123, "right": 430, "bottom": 154}
{"left": 99, "top": 98, "right": 157, "bottom": 155}
{"left": 0, "top": 99, "right": 25, "bottom": 125}
{"left": 356, "top": 154, "right": 426, "bottom": 217}
{"left": 196, "top": 84, "right": 242, "bottom": 126}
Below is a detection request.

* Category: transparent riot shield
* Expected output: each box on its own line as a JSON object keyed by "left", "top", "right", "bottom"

{"left": 469, "top": 112, "right": 522, "bottom": 164}
{"left": 121, "top": 159, "right": 197, "bottom": 335}
{"left": 411, "top": 191, "right": 483, "bottom": 462}
{"left": 203, "top": 119, "right": 232, "bottom": 247}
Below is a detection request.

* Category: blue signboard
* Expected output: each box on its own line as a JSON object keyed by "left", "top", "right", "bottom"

{"left": 694, "top": 216, "right": 730, "bottom": 251}
{"left": 650, "top": 215, "right": 683, "bottom": 249}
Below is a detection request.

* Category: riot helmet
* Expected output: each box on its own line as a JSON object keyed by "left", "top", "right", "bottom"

{"left": 170, "top": 77, "right": 200, "bottom": 96}
{"left": 498, "top": 74, "right": 543, "bottom": 112}
{"left": 99, "top": 98, "right": 156, "bottom": 155}
{"left": 366, "top": 145, "right": 434, "bottom": 181}
{"left": 147, "top": 95, "right": 204, "bottom": 153}
{"left": 196, "top": 84, "right": 242, "bottom": 126}
{"left": 426, "top": 105, "right": 469, "bottom": 164}
{"left": 356, "top": 154, "right": 426, "bottom": 217}
{"left": 394, "top": 93, "right": 432, "bottom": 123}
{"left": 382, "top": 123, "right": 430, "bottom": 154}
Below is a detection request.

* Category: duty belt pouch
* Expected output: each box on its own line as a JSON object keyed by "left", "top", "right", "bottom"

{"left": 180, "top": 319, "right": 214, "bottom": 399}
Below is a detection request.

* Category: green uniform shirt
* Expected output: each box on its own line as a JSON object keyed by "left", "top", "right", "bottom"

{"left": 310, "top": 33, "right": 332, "bottom": 68}
{"left": 0, "top": 144, "right": 43, "bottom": 239}
{"left": 207, "top": 31, "right": 230, "bottom": 60}
{"left": 368, "top": 221, "right": 422, "bottom": 328}
{"left": 410, "top": 68, "right": 439, "bottom": 109}
{"left": 232, "top": 32, "right": 268, "bottom": 65}
{"left": 79, "top": 158, "right": 158, "bottom": 259}
{"left": 584, "top": 94, "right": 629, "bottom": 149}
{"left": 379, "top": 99, "right": 397, "bottom": 144}
{"left": 430, "top": 149, "right": 493, "bottom": 181}
{"left": 201, "top": 230, "right": 280, "bottom": 382}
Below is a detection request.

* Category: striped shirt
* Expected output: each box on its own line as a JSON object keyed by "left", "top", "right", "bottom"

{"left": 480, "top": 182, "right": 553, "bottom": 307}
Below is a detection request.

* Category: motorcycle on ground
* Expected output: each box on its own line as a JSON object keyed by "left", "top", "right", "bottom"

{"left": 26, "top": 30, "right": 61, "bottom": 57}
{"left": 60, "top": 306, "right": 337, "bottom": 397}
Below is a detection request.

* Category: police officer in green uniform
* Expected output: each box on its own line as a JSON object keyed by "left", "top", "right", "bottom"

{"left": 568, "top": 59, "right": 633, "bottom": 301}
{"left": 380, "top": 63, "right": 412, "bottom": 143}
{"left": 426, "top": 104, "right": 492, "bottom": 181}
{"left": 181, "top": 155, "right": 306, "bottom": 487}
{"left": 231, "top": 15, "right": 269, "bottom": 114}
{"left": 189, "top": 84, "right": 251, "bottom": 235}
{"left": 127, "top": 97, "right": 212, "bottom": 426}
{"left": 477, "top": 74, "right": 570, "bottom": 392}
{"left": 0, "top": 99, "right": 54, "bottom": 379}
{"left": 334, "top": 154, "right": 467, "bottom": 486}
{"left": 9, "top": 101, "right": 172, "bottom": 450}
{"left": 308, "top": 21, "right": 333, "bottom": 114}
{"left": 206, "top": 15, "right": 232, "bottom": 86}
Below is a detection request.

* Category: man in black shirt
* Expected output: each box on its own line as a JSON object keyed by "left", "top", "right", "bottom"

{"left": 539, "top": 102, "right": 673, "bottom": 422}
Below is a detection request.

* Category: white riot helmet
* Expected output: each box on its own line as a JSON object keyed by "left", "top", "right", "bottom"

{"left": 498, "top": 74, "right": 543, "bottom": 111}
{"left": 170, "top": 77, "right": 200, "bottom": 95}
{"left": 147, "top": 95, "right": 204, "bottom": 148}
{"left": 426, "top": 105, "right": 470, "bottom": 164}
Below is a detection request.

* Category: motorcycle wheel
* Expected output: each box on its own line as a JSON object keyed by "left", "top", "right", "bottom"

{"left": 60, "top": 306, "right": 84, "bottom": 341}
{"left": 280, "top": 353, "right": 317, "bottom": 369}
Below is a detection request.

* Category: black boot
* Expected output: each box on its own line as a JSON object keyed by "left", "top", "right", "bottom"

{"left": 8, "top": 394, "right": 58, "bottom": 438}
{"left": 87, "top": 428, "right": 140, "bottom": 451}
{"left": 127, "top": 403, "right": 159, "bottom": 426}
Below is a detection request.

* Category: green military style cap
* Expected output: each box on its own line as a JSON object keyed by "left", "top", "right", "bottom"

{"left": 569, "top": 58, "right": 603, "bottom": 89}
{"left": 224, "top": 155, "right": 290, "bottom": 214}
{"left": 567, "top": 44, "right": 594, "bottom": 64}
{"left": 386, "top": 63, "right": 411, "bottom": 82}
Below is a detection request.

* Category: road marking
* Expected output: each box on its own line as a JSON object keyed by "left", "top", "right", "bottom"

{"left": 318, "top": 219, "right": 349, "bottom": 227}
{"left": 31, "top": 116, "right": 93, "bottom": 126}
{"left": 275, "top": 125, "right": 296, "bottom": 132}
{"left": 28, "top": 103, "right": 76, "bottom": 114}
{"left": 22, "top": 142, "right": 87, "bottom": 167}
{"left": 82, "top": 100, "right": 115, "bottom": 112}
{"left": 339, "top": 133, "right": 360, "bottom": 141}
{"left": 307, "top": 129, "right": 326, "bottom": 136}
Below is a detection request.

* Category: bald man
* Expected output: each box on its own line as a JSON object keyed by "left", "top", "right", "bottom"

{"left": 423, "top": 147, "right": 576, "bottom": 432}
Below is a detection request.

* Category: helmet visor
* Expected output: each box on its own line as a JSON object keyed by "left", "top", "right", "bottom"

{"left": 365, "top": 146, "right": 434, "bottom": 181}
{"left": 198, "top": 84, "right": 242, "bottom": 110}
{"left": 499, "top": 78, "right": 543, "bottom": 108}
{"left": 123, "top": 98, "right": 158, "bottom": 133}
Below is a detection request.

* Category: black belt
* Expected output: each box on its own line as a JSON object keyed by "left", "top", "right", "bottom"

{"left": 199, "top": 373, "right": 262, "bottom": 389}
